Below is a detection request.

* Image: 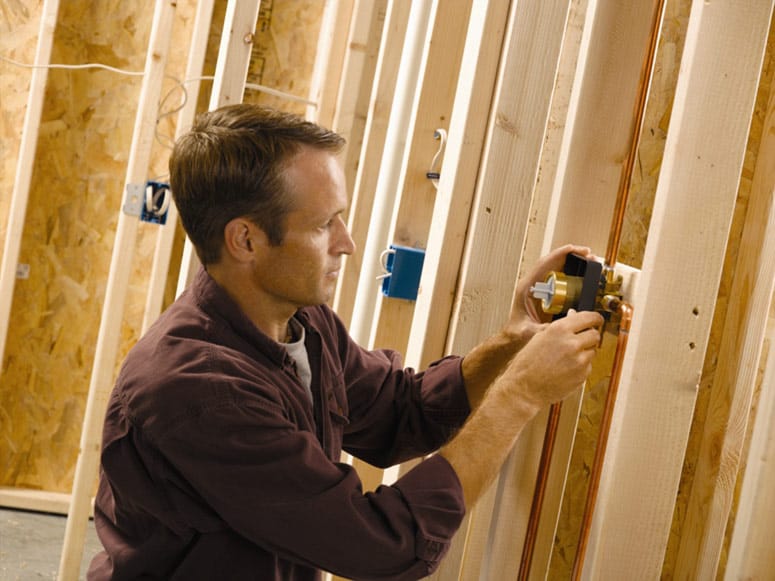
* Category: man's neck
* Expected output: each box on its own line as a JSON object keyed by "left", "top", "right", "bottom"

{"left": 206, "top": 263, "right": 295, "bottom": 343}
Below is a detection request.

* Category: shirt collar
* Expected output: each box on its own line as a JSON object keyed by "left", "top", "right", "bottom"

{"left": 190, "top": 266, "right": 291, "bottom": 365}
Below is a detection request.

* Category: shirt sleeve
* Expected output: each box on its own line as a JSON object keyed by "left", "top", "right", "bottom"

{"left": 155, "top": 391, "right": 466, "bottom": 580}
{"left": 320, "top": 307, "right": 471, "bottom": 468}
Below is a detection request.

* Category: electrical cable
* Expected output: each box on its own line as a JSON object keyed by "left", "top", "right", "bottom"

{"left": 2, "top": 53, "right": 320, "bottom": 214}
{"left": 1, "top": 57, "right": 319, "bottom": 122}
{"left": 0, "top": 54, "right": 145, "bottom": 76}
{"left": 155, "top": 76, "right": 189, "bottom": 150}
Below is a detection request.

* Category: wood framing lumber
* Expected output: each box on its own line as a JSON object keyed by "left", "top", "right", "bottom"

{"left": 388, "top": 9, "right": 510, "bottom": 560}
{"left": 336, "top": 0, "right": 433, "bottom": 512}
{"left": 499, "top": 2, "right": 674, "bottom": 577}
{"left": 142, "top": 0, "right": 216, "bottom": 333}
{"left": 209, "top": 0, "right": 261, "bottom": 110}
{"left": 401, "top": 0, "right": 509, "bottom": 371}
{"left": 175, "top": 236, "right": 200, "bottom": 296}
{"left": 333, "top": 0, "right": 412, "bottom": 326}
{"left": 175, "top": 0, "right": 262, "bottom": 297}
{"left": 306, "top": 0, "right": 355, "bottom": 126}
{"left": 346, "top": 0, "right": 433, "bottom": 347}
{"left": 331, "top": 0, "right": 387, "bottom": 195}
{"left": 581, "top": 2, "right": 774, "bottom": 578}
{"left": 724, "top": 310, "right": 775, "bottom": 580}
{"left": 674, "top": 58, "right": 775, "bottom": 578}
{"left": 519, "top": 0, "right": 588, "bottom": 273}
{"left": 437, "top": 410, "right": 546, "bottom": 581}
{"left": 58, "top": 2, "right": 178, "bottom": 579}
{"left": 0, "top": 487, "right": 72, "bottom": 516}
{"left": 368, "top": 0, "right": 474, "bottom": 355}
{"left": 541, "top": 0, "right": 667, "bottom": 256}
{"left": 0, "top": 0, "right": 60, "bottom": 376}
{"left": 426, "top": 0, "right": 578, "bottom": 575}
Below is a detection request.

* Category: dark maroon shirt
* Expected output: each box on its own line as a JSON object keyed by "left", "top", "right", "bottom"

{"left": 88, "top": 268, "right": 470, "bottom": 580}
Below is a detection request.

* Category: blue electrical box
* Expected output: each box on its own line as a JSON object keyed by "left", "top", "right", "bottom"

{"left": 380, "top": 245, "right": 426, "bottom": 301}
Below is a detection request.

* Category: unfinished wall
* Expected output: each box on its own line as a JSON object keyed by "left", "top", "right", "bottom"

{"left": 2, "top": 1, "right": 774, "bottom": 578}
{"left": 0, "top": 0, "right": 327, "bottom": 496}
{"left": 246, "top": 0, "right": 324, "bottom": 114}
{"left": 548, "top": 0, "right": 692, "bottom": 575}
{"left": 0, "top": 0, "right": 44, "bottom": 272}
{"left": 0, "top": 0, "right": 198, "bottom": 493}
{"left": 664, "top": 12, "right": 775, "bottom": 578}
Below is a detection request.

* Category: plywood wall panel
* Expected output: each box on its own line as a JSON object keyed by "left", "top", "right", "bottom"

{"left": 245, "top": 0, "right": 325, "bottom": 115}
{"left": 0, "top": 0, "right": 45, "bottom": 269}
{"left": 0, "top": 0, "right": 197, "bottom": 494}
{"left": 0, "top": 0, "right": 328, "bottom": 497}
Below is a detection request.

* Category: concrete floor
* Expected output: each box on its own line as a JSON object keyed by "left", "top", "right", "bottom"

{"left": 0, "top": 508, "right": 102, "bottom": 580}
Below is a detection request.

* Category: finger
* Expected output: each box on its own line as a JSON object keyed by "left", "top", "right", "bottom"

{"left": 553, "top": 244, "right": 592, "bottom": 263}
{"left": 576, "top": 327, "right": 603, "bottom": 349}
{"left": 523, "top": 293, "right": 550, "bottom": 323}
{"left": 525, "top": 246, "right": 574, "bottom": 282}
{"left": 561, "top": 309, "right": 604, "bottom": 332}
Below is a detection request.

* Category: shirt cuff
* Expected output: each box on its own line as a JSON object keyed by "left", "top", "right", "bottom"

{"left": 393, "top": 454, "right": 466, "bottom": 568}
{"left": 420, "top": 356, "right": 471, "bottom": 426}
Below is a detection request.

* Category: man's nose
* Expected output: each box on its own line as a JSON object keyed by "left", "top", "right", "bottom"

{"left": 336, "top": 217, "right": 356, "bottom": 255}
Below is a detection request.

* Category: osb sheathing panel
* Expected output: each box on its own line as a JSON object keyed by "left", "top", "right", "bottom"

{"left": 0, "top": 0, "right": 198, "bottom": 493}
{"left": 196, "top": 0, "right": 324, "bottom": 117}
{"left": 245, "top": 0, "right": 324, "bottom": 115}
{"left": 549, "top": 0, "right": 693, "bottom": 576}
{"left": 0, "top": 0, "right": 44, "bottom": 262}
{"left": 0, "top": 0, "right": 324, "bottom": 495}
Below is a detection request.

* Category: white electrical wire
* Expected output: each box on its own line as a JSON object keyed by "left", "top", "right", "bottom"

{"left": 1, "top": 57, "right": 318, "bottom": 108}
{"left": 427, "top": 128, "right": 447, "bottom": 190}
{"left": 185, "top": 75, "right": 317, "bottom": 107}
{"left": 245, "top": 82, "right": 317, "bottom": 107}
{"left": 0, "top": 54, "right": 145, "bottom": 76}
{"left": 1, "top": 55, "right": 319, "bottom": 149}
{"left": 155, "top": 76, "right": 188, "bottom": 150}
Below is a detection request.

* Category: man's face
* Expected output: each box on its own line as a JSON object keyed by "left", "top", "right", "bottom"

{"left": 254, "top": 146, "right": 355, "bottom": 309}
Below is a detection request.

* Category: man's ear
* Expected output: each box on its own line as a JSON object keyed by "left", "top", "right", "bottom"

{"left": 222, "top": 217, "right": 267, "bottom": 262}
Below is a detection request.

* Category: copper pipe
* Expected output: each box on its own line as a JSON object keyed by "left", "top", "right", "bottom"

{"left": 519, "top": 1, "right": 663, "bottom": 576}
{"left": 605, "top": 0, "right": 666, "bottom": 268}
{"left": 572, "top": 1, "right": 662, "bottom": 573}
{"left": 517, "top": 401, "right": 562, "bottom": 581}
{"left": 571, "top": 301, "right": 633, "bottom": 580}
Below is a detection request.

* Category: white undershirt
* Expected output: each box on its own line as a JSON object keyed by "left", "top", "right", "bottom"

{"left": 282, "top": 317, "right": 313, "bottom": 404}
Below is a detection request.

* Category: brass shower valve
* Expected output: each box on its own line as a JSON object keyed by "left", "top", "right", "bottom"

{"left": 530, "top": 270, "right": 584, "bottom": 315}
{"left": 529, "top": 253, "right": 626, "bottom": 323}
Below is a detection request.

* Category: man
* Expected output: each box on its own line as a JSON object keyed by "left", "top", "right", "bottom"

{"left": 89, "top": 104, "right": 602, "bottom": 580}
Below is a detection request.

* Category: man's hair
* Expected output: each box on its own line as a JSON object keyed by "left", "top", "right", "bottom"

{"left": 169, "top": 104, "right": 345, "bottom": 265}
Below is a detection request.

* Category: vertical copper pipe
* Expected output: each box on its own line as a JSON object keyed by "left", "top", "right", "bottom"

{"left": 519, "top": 0, "right": 663, "bottom": 577}
{"left": 517, "top": 402, "right": 562, "bottom": 581}
{"left": 571, "top": 0, "right": 664, "bottom": 576}
{"left": 571, "top": 302, "right": 633, "bottom": 579}
{"left": 605, "top": 0, "right": 666, "bottom": 268}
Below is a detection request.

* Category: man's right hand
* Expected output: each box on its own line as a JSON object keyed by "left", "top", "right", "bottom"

{"left": 440, "top": 308, "right": 602, "bottom": 508}
{"left": 500, "top": 309, "right": 603, "bottom": 415}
